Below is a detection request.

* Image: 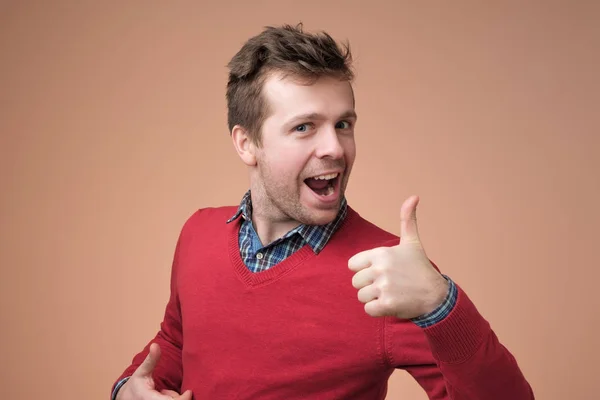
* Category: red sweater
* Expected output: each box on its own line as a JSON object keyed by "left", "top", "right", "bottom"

{"left": 113, "top": 205, "right": 534, "bottom": 399}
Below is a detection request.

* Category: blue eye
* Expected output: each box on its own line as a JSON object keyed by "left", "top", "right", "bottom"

{"left": 294, "top": 123, "right": 313, "bottom": 133}
{"left": 336, "top": 121, "right": 351, "bottom": 129}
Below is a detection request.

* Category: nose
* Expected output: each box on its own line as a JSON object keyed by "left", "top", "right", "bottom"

{"left": 315, "top": 126, "right": 344, "bottom": 160}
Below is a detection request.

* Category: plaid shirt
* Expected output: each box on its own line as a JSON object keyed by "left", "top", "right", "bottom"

{"left": 111, "top": 191, "right": 458, "bottom": 400}
{"left": 226, "top": 191, "right": 348, "bottom": 273}
{"left": 227, "top": 190, "right": 457, "bottom": 329}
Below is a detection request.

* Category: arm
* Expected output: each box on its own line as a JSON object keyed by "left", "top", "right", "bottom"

{"left": 110, "top": 225, "right": 189, "bottom": 398}
{"left": 388, "top": 279, "right": 534, "bottom": 399}
{"left": 348, "top": 196, "right": 534, "bottom": 398}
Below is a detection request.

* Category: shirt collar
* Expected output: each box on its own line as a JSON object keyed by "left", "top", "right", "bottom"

{"left": 226, "top": 190, "right": 253, "bottom": 224}
{"left": 227, "top": 190, "right": 347, "bottom": 254}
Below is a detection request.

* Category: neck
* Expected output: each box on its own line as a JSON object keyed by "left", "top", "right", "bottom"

{"left": 249, "top": 185, "right": 301, "bottom": 246}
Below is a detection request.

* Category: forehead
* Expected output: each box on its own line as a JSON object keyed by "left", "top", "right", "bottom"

{"left": 261, "top": 73, "right": 355, "bottom": 121}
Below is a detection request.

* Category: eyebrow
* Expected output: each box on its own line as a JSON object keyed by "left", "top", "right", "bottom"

{"left": 286, "top": 110, "right": 358, "bottom": 125}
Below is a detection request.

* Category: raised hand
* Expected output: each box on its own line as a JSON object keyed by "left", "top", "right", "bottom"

{"left": 348, "top": 195, "right": 449, "bottom": 320}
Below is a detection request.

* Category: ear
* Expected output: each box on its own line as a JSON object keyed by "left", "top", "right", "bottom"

{"left": 231, "top": 125, "right": 257, "bottom": 166}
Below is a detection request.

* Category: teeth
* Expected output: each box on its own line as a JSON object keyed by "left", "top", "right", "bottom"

{"left": 312, "top": 173, "right": 339, "bottom": 180}
{"left": 325, "top": 186, "right": 334, "bottom": 196}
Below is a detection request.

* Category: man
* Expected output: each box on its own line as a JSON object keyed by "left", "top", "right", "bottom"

{"left": 111, "top": 24, "right": 534, "bottom": 399}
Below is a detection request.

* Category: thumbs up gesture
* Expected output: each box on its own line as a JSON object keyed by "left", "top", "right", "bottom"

{"left": 116, "top": 343, "right": 192, "bottom": 400}
{"left": 348, "top": 196, "right": 449, "bottom": 320}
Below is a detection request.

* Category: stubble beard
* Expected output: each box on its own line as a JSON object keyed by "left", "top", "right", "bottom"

{"left": 256, "top": 162, "right": 347, "bottom": 227}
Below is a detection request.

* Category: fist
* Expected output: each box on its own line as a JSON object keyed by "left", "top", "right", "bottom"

{"left": 348, "top": 195, "right": 449, "bottom": 320}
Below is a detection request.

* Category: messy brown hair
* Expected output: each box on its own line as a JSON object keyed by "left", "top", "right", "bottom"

{"left": 226, "top": 23, "right": 354, "bottom": 145}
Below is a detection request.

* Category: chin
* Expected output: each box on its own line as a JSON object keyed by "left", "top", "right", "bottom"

{"left": 299, "top": 204, "right": 341, "bottom": 226}
{"left": 308, "top": 214, "right": 337, "bottom": 226}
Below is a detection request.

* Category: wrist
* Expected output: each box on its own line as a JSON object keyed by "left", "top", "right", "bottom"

{"left": 421, "top": 276, "right": 450, "bottom": 315}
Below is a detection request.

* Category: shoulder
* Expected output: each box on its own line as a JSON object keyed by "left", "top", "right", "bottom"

{"left": 178, "top": 204, "right": 238, "bottom": 237}
{"left": 336, "top": 206, "right": 400, "bottom": 250}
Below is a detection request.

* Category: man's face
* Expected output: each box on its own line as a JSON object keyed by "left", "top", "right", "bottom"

{"left": 253, "top": 73, "right": 357, "bottom": 226}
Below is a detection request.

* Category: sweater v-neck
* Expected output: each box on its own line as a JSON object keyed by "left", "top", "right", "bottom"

{"left": 227, "top": 208, "right": 357, "bottom": 288}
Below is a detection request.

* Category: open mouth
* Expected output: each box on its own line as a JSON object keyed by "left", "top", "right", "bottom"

{"left": 304, "top": 173, "right": 339, "bottom": 196}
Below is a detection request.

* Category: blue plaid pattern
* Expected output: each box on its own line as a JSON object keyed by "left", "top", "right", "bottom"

{"left": 411, "top": 274, "right": 458, "bottom": 328}
{"left": 226, "top": 190, "right": 347, "bottom": 273}
{"left": 111, "top": 191, "right": 458, "bottom": 400}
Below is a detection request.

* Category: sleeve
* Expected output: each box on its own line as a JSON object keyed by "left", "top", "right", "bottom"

{"left": 111, "top": 377, "right": 129, "bottom": 400}
{"left": 410, "top": 275, "right": 457, "bottom": 328}
{"left": 385, "top": 283, "right": 535, "bottom": 399}
{"left": 109, "top": 215, "right": 194, "bottom": 397}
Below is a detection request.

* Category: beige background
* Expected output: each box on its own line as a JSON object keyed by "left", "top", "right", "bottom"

{"left": 1, "top": 1, "right": 599, "bottom": 399}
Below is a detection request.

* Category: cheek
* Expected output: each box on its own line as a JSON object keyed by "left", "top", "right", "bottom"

{"left": 271, "top": 145, "right": 310, "bottom": 169}
{"left": 342, "top": 137, "right": 357, "bottom": 163}
{"left": 263, "top": 150, "right": 307, "bottom": 178}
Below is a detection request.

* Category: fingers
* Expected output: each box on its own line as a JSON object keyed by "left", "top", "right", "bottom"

{"left": 133, "top": 342, "right": 161, "bottom": 378}
{"left": 348, "top": 250, "right": 373, "bottom": 272}
{"left": 159, "top": 389, "right": 193, "bottom": 400}
{"left": 364, "top": 299, "right": 386, "bottom": 317}
{"left": 178, "top": 390, "right": 193, "bottom": 400}
{"left": 351, "top": 267, "right": 375, "bottom": 290}
{"left": 149, "top": 393, "right": 171, "bottom": 400}
{"left": 357, "top": 284, "right": 378, "bottom": 304}
{"left": 148, "top": 392, "right": 175, "bottom": 400}
{"left": 399, "top": 195, "right": 421, "bottom": 243}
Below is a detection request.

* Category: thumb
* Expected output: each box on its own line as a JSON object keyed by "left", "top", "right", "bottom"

{"left": 399, "top": 195, "right": 421, "bottom": 243}
{"left": 134, "top": 342, "right": 161, "bottom": 377}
